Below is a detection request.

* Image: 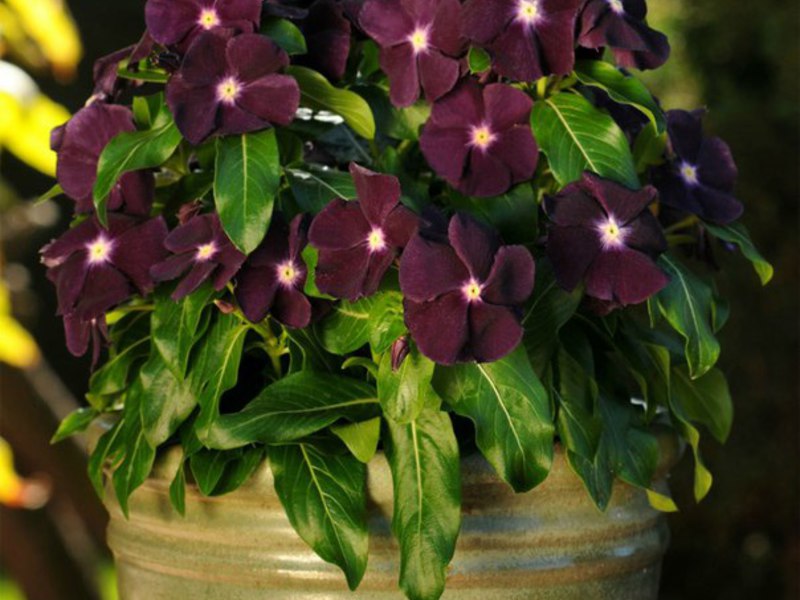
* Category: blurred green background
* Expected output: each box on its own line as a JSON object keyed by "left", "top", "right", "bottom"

{"left": 0, "top": 0, "right": 797, "bottom": 598}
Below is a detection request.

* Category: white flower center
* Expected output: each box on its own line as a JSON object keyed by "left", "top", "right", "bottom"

{"left": 516, "top": 0, "right": 541, "bottom": 25}
{"left": 680, "top": 162, "right": 699, "bottom": 186}
{"left": 86, "top": 236, "right": 113, "bottom": 264}
{"left": 196, "top": 242, "right": 217, "bottom": 261}
{"left": 462, "top": 278, "right": 483, "bottom": 302}
{"left": 198, "top": 8, "right": 221, "bottom": 30}
{"left": 607, "top": 0, "right": 625, "bottom": 14}
{"left": 276, "top": 260, "right": 300, "bottom": 287}
{"left": 216, "top": 77, "right": 241, "bottom": 105}
{"left": 470, "top": 124, "right": 496, "bottom": 150}
{"left": 597, "top": 216, "right": 628, "bottom": 248}
{"left": 367, "top": 228, "right": 387, "bottom": 253}
{"left": 408, "top": 27, "right": 430, "bottom": 53}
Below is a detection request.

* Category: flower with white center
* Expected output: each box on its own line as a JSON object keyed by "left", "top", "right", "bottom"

{"left": 517, "top": 0, "right": 541, "bottom": 25}
{"left": 198, "top": 8, "right": 220, "bottom": 29}
{"left": 679, "top": 162, "right": 699, "bottom": 186}
{"left": 196, "top": 242, "right": 217, "bottom": 262}
{"left": 216, "top": 77, "right": 241, "bottom": 105}
{"left": 86, "top": 236, "right": 113, "bottom": 264}
{"left": 408, "top": 27, "right": 430, "bottom": 53}
{"left": 276, "top": 260, "right": 300, "bottom": 287}
{"left": 607, "top": 0, "right": 624, "bottom": 14}
{"left": 470, "top": 124, "right": 496, "bottom": 150}
{"left": 462, "top": 278, "right": 484, "bottom": 302}
{"left": 367, "top": 228, "right": 387, "bottom": 253}
{"left": 597, "top": 216, "right": 628, "bottom": 249}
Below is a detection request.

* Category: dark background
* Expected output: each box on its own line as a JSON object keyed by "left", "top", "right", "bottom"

{"left": 1, "top": 0, "right": 798, "bottom": 598}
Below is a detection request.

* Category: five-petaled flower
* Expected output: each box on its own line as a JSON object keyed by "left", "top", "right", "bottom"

{"left": 461, "top": 0, "right": 582, "bottom": 82}
{"left": 399, "top": 212, "right": 535, "bottom": 365}
{"left": 145, "top": 0, "right": 262, "bottom": 48}
{"left": 359, "top": 0, "right": 465, "bottom": 107}
{"left": 578, "top": 0, "right": 670, "bottom": 70}
{"left": 165, "top": 30, "right": 300, "bottom": 145}
{"left": 40, "top": 215, "right": 169, "bottom": 355}
{"left": 150, "top": 212, "right": 247, "bottom": 300}
{"left": 652, "top": 109, "right": 743, "bottom": 225}
{"left": 236, "top": 215, "right": 315, "bottom": 328}
{"left": 51, "top": 102, "right": 154, "bottom": 216}
{"left": 308, "top": 163, "right": 419, "bottom": 301}
{"left": 545, "top": 172, "right": 668, "bottom": 305}
{"left": 420, "top": 80, "right": 538, "bottom": 198}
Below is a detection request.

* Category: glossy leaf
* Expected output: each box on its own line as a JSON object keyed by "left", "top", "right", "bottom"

{"left": 331, "top": 418, "right": 381, "bottom": 463}
{"left": 467, "top": 46, "right": 491, "bottom": 73}
{"left": 169, "top": 459, "right": 187, "bottom": 516}
{"left": 138, "top": 351, "right": 197, "bottom": 447}
{"left": 214, "top": 128, "right": 281, "bottom": 254}
{"left": 300, "top": 245, "right": 335, "bottom": 299}
{"left": 271, "top": 443, "right": 368, "bottom": 590}
{"left": 385, "top": 407, "right": 461, "bottom": 600}
{"left": 378, "top": 347, "right": 435, "bottom": 424}
{"left": 317, "top": 291, "right": 406, "bottom": 356}
{"left": 287, "top": 66, "right": 376, "bottom": 139}
{"left": 51, "top": 407, "right": 98, "bottom": 443}
{"left": 286, "top": 166, "right": 357, "bottom": 213}
{"left": 705, "top": 222, "right": 773, "bottom": 285}
{"left": 434, "top": 346, "right": 554, "bottom": 492}
{"left": 530, "top": 91, "right": 639, "bottom": 189}
{"left": 152, "top": 284, "right": 214, "bottom": 379}
{"left": 261, "top": 17, "right": 307, "bottom": 55}
{"left": 204, "top": 372, "right": 379, "bottom": 449}
{"left": 671, "top": 366, "right": 733, "bottom": 444}
{"left": 87, "top": 336, "right": 149, "bottom": 405}
{"left": 655, "top": 255, "right": 720, "bottom": 379}
{"left": 112, "top": 393, "right": 157, "bottom": 517}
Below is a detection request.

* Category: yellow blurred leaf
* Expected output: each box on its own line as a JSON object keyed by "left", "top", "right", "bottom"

{"left": 0, "top": 282, "right": 40, "bottom": 368}
{"left": 0, "top": 437, "right": 50, "bottom": 509}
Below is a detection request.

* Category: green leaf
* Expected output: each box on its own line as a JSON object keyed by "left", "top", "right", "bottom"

{"left": 367, "top": 291, "right": 406, "bottom": 353}
{"left": 434, "top": 346, "right": 554, "bottom": 492}
{"left": 575, "top": 60, "right": 666, "bottom": 133}
{"left": 300, "top": 245, "right": 336, "bottom": 299}
{"left": 211, "top": 447, "right": 264, "bottom": 496}
{"left": 88, "top": 420, "right": 124, "bottom": 498}
{"left": 138, "top": 351, "right": 197, "bottom": 447}
{"left": 93, "top": 100, "right": 182, "bottom": 223}
{"left": 36, "top": 183, "right": 64, "bottom": 204}
{"left": 261, "top": 17, "right": 307, "bottom": 55}
{"left": 189, "top": 449, "right": 230, "bottom": 496}
{"left": 51, "top": 407, "right": 98, "bottom": 443}
{"left": 530, "top": 91, "right": 639, "bottom": 189}
{"left": 632, "top": 122, "right": 667, "bottom": 173}
{"left": 355, "top": 85, "right": 430, "bottom": 141}
{"left": 287, "top": 66, "right": 376, "bottom": 139}
{"left": 331, "top": 418, "right": 381, "bottom": 463}
{"left": 467, "top": 46, "right": 492, "bottom": 73}
{"left": 112, "top": 397, "right": 157, "bottom": 517}
{"left": 287, "top": 166, "right": 357, "bottom": 213}
{"left": 671, "top": 366, "right": 733, "bottom": 444}
{"left": 448, "top": 183, "right": 539, "bottom": 245}
{"left": 705, "top": 222, "right": 773, "bottom": 285}
{"left": 214, "top": 128, "right": 281, "bottom": 254}
{"left": 152, "top": 284, "right": 214, "bottom": 379}
{"left": 87, "top": 336, "right": 149, "bottom": 406}
{"left": 271, "top": 443, "right": 368, "bottom": 590}
{"left": 204, "top": 372, "right": 379, "bottom": 449}
{"left": 317, "top": 297, "right": 374, "bottom": 354}
{"left": 654, "top": 255, "right": 720, "bottom": 379}
{"left": 385, "top": 407, "right": 461, "bottom": 600}
{"left": 378, "top": 348, "right": 435, "bottom": 424}
{"left": 555, "top": 348, "right": 601, "bottom": 460}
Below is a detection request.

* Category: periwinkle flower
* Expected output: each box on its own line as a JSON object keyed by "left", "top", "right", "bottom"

{"left": 145, "top": 0, "right": 262, "bottom": 48}
{"left": 41, "top": 215, "right": 169, "bottom": 329}
{"left": 652, "top": 109, "right": 742, "bottom": 225}
{"left": 461, "top": 0, "right": 582, "bottom": 82}
{"left": 165, "top": 30, "right": 300, "bottom": 145}
{"left": 62, "top": 314, "right": 109, "bottom": 364}
{"left": 235, "top": 215, "right": 314, "bottom": 328}
{"left": 150, "top": 213, "right": 247, "bottom": 300}
{"left": 51, "top": 102, "right": 154, "bottom": 216}
{"left": 399, "top": 212, "right": 534, "bottom": 365}
{"left": 578, "top": 0, "right": 670, "bottom": 70}
{"left": 308, "top": 163, "right": 418, "bottom": 301}
{"left": 544, "top": 172, "right": 668, "bottom": 305}
{"left": 420, "top": 80, "right": 538, "bottom": 198}
{"left": 359, "top": 0, "right": 465, "bottom": 107}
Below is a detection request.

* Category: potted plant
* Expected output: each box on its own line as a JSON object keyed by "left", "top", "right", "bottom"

{"left": 45, "top": 0, "right": 772, "bottom": 598}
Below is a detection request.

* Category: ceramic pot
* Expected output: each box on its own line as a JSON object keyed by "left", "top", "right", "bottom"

{"left": 105, "top": 438, "right": 678, "bottom": 600}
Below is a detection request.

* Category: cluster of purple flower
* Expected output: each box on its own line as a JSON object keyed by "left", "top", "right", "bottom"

{"left": 41, "top": 0, "right": 743, "bottom": 368}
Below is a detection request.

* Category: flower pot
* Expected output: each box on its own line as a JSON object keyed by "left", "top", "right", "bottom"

{"left": 104, "top": 438, "right": 678, "bottom": 600}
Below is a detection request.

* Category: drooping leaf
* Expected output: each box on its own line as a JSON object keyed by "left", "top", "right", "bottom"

{"left": 211, "top": 446, "right": 265, "bottom": 496}
{"left": 112, "top": 393, "right": 157, "bottom": 517}
{"left": 331, "top": 418, "right": 381, "bottom": 463}
{"left": 168, "top": 457, "right": 187, "bottom": 516}
{"left": 530, "top": 91, "right": 639, "bottom": 189}
{"left": 705, "top": 221, "right": 773, "bottom": 285}
{"left": 271, "top": 443, "right": 368, "bottom": 590}
{"left": 261, "top": 17, "right": 307, "bottom": 55}
{"left": 555, "top": 347, "right": 601, "bottom": 460}
{"left": 671, "top": 366, "right": 733, "bottom": 444}
{"left": 434, "top": 346, "right": 554, "bottom": 492}
{"left": 287, "top": 166, "right": 357, "bottom": 213}
{"left": 204, "top": 372, "right": 379, "bottom": 449}
{"left": 88, "top": 419, "right": 125, "bottom": 498}
{"left": 152, "top": 284, "right": 214, "bottom": 379}
{"left": 214, "top": 128, "right": 281, "bottom": 254}
{"left": 87, "top": 336, "right": 149, "bottom": 408}
{"left": 385, "top": 407, "right": 461, "bottom": 600}
{"left": 378, "top": 348, "right": 435, "bottom": 424}
{"left": 51, "top": 407, "right": 98, "bottom": 444}
{"left": 654, "top": 255, "right": 720, "bottom": 379}
{"left": 367, "top": 291, "right": 406, "bottom": 353}
{"left": 137, "top": 350, "right": 197, "bottom": 447}
{"left": 287, "top": 66, "right": 376, "bottom": 139}
{"left": 575, "top": 60, "right": 666, "bottom": 133}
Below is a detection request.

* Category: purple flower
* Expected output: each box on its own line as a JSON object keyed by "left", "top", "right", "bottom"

{"left": 544, "top": 172, "right": 668, "bottom": 305}
{"left": 92, "top": 34, "right": 155, "bottom": 99}
{"left": 359, "top": 0, "right": 465, "bottom": 107}
{"left": 63, "top": 315, "right": 109, "bottom": 364}
{"left": 41, "top": 215, "right": 169, "bottom": 324}
{"left": 399, "top": 212, "right": 534, "bottom": 365}
{"left": 51, "top": 102, "right": 155, "bottom": 216}
{"left": 165, "top": 31, "right": 300, "bottom": 145}
{"left": 420, "top": 80, "right": 538, "bottom": 198}
{"left": 461, "top": 0, "right": 582, "bottom": 82}
{"left": 578, "top": 0, "right": 670, "bottom": 70}
{"left": 145, "top": 0, "right": 262, "bottom": 48}
{"left": 652, "top": 110, "right": 742, "bottom": 225}
{"left": 308, "top": 163, "right": 418, "bottom": 301}
{"left": 235, "top": 215, "right": 314, "bottom": 328}
{"left": 150, "top": 213, "right": 247, "bottom": 300}
{"left": 295, "top": 0, "right": 353, "bottom": 81}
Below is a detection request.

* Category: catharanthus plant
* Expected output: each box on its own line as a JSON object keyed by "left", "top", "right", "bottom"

{"left": 45, "top": 1, "right": 770, "bottom": 599}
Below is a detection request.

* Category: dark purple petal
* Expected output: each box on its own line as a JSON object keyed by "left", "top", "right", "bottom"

{"left": 164, "top": 213, "right": 215, "bottom": 252}
{"left": 179, "top": 30, "right": 230, "bottom": 85}
{"left": 580, "top": 174, "right": 658, "bottom": 224}
{"left": 173, "top": 261, "right": 217, "bottom": 300}
{"left": 404, "top": 293, "right": 470, "bottom": 365}
{"left": 315, "top": 246, "right": 370, "bottom": 300}
{"left": 490, "top": 22, "right": 543, "bottom": 81}
{"left": 425, "top": 79, "right": 484, "bottom": 128}
{"left": 459, "top": 148, "right": 511, "bottom": 198}
{"left": 350, "top": 163, "right": 402, "bottom": 227}
{"left": 166, "top": 76, "right": 219, "bottom": 145}
{"left": 623, "top": 210, "right": 667, "bottom": 255}
{"left": 383, "top": 206, "right": 419, "bottom": 248}
{"left": 236, "top": 263, "right": 280, "bottom": 322}
{"left": 359, "top": 0, "right": 415, "bottom": 46}
{"left": 484, "top": 83, "right": 533, "bottom": 131}
{"left": 212, "top": 245, "right": 247, "bottom": 290}
{"left": 63, "top": 314, "right": 91, "bottom": 358}
{"left": 461, "top": 0, "right": 512, "bottom": 45}
{"left": 362, "top": 248, "right": 397, "bottom": 297}
{"left": 448, "top": 213, "right": 500, "bottom": 281}
{"left": 468, "top": 301, "right": 523, "bottom": 363}
{"left": 696, "top": 137, "right": 738, "bottom": 192}
{"left": 418, "top": 124, "right": 471, "bottom": 185}
{"left": 490, "top": 126, "right": 539, "bottom": 183}
{"left": 150, "top": 253, "right": 195, "bottom": 283}
{"left": 112, "top": 217, "right": 170, "bottom": 295}
{"left": 145, "top": 0, "right": 199, "bottom": 46}
{"left": 666, "top": 109, "right": 705, "bottom": 162}
{"left": 380, "top": 43, "right": 420, "bottom": 107}
{"left": 482, "top": 246, "right": 535, "bottom": 305}
{"left": 51, "top": 253, "right": 90, "bottom": 316}
{"left": 227, "top": 34, "right": 289, "bottom": 81}
{"left": 546, "top": 225, "right": 604, "bottom": 292}
{"left": 273, "top": 287, "right": 313, "bottom": 328}
{"left": 237, "top": 75, "right": 301, "bottom": 126}
{"left": 418, "top": 50, "right": 460, "bottom": 103}
{"left": 73, "top": 266, "right": 132, "bottom": 320}
{"left": 584, "top": 247, "right": 669, "bottom": 305}
{"left": 309, "top": 199, "right": 371, "bottom": 250}
{"left": 399, "top": 233, "right": 469, "bottom": 302}
{"left": 218, "top": 102, "right": 268, "bottom": 136}
{"left": 430, "top": 0, "right": 466, "bottom": 55}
